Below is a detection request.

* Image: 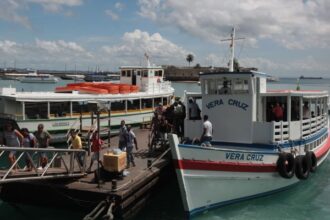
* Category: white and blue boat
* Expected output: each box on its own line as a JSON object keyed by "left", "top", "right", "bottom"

{"left": 169, "top": 28, "right": 330, "bottom": 217}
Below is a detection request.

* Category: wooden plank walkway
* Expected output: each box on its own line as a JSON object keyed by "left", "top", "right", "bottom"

{"left": 0, "top": 127, "right": 173, "bottom": 219}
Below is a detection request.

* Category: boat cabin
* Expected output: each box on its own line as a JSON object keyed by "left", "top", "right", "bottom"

{"left": 120, "top": 62, "right": 165, "bottom": 92}
{"left": 184, "top": 71, "right": 329, "bottom": 145}
{"left": 0, "top": 86, "right": 172, "bottom": 121}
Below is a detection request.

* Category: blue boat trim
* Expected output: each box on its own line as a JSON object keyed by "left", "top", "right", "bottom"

{"left": 179, "top": 128, "right": 328, "bottom": 151}
{"left": 188, "top": 182, "right": 300, "bottom": 217}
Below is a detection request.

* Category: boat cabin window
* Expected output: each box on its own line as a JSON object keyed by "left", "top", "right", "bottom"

{"left": 187, "top": 97, "right": 202, "bottom": 120}
{"left": 232, "top": 79, "right": 249, "bottom": 94}
{"left": 127, "top": 100, "right": 140, "bottom": 111}
{"left": 163, "top": 96, "right": 168, "bottom": 106}
{"left": 111, "top": 101, "right": 125, "bottom": 111}
{"left": 142, "top": 98, "right": 153, "bottom": 109}
{"left": 121, "top": 70, "right": 126, "bottom": 77}
{"left": 25, "top": 102, "right": 48, "bottom": 119}
{"left": 154, "top": 97, "right": 162, "bottom": 106}
{"left": 137, "top": 70, "right": 141, "bottom": 76}
{"left": 127, "top": 70, "right": 131, "bottom": 77}
{"left": 265, "top": 97, "right": 287, "bottom": 122}
{"left": 291, "top": 97, "right": 300, "bottom": 121}
{"left": 142, "top": 70, "right": 148, "bottom": 77}
{"left": 50, "top": 102, "right": 70, "bottom": 117}
{"left": 204, "top": 78, "right": 249, "bottom": 95}
{"left": 155, "top": 70, "right": 163, "bottom": 77}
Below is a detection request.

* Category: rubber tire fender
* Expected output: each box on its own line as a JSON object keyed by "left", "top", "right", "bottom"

{"left": 277, "top": 152, "right": 295, "bottom": 179}
{"left": 295, "top": 155, "right": 310, "bottom": 180}
{"left": 305, "top": 151, "right": 317, "bottom": 173}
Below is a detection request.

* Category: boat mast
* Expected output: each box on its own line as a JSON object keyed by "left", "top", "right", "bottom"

{"left": 145, "top": 52, "right": 151, "bottom": 67}
{"left": 221, "top": 27, "right": 244, "bottom": 72}
{"left": 229, "top": 27, "right": 235, "bottom": 72}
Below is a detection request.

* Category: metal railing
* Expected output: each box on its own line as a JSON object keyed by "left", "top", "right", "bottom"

{"left": 272, "top": 121, "right": 290, "bottom": 142}
{"left": 0, "top": 146, "right": 86, "bottom": 184}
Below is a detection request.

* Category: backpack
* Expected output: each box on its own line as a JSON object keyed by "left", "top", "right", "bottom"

{"left": 174, "top": 104, "right": 183, "bottom": 116}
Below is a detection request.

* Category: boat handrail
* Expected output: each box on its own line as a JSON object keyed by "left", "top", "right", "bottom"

{"left": 0, "top": 113, "right": 18, "bottom": 121}
{"left": 272, "top": 113, "right": 328, "bottom": 142}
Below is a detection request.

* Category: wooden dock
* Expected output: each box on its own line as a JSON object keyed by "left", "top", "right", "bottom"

{"left": 0, "top": 128, "right": 174, "bottom": 219}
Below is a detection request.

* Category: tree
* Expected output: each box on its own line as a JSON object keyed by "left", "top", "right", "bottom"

{"left": 194, "top": 63, "right": 201, "bottom": 69}
{"left": 186, "top": 54, "right": 194, "bottom": 67}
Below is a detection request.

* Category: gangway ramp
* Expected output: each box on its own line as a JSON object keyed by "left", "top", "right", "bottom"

{"left": 0, "top": 146, "right": 87, "bottom": 184}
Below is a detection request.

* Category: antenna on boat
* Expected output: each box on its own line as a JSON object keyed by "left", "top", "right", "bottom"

{"left": 144, "top": 52, "right": 151, "bottom": 67}
{"left": 221, "top": 27, "right": 244, "bottom": 72}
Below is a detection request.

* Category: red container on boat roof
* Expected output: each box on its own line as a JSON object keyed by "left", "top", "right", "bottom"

{"left": 78, "top": 86, "right": 108, "bottom": 94}
{"left": 130, "top": 85, "right": 139, "bottom": 93}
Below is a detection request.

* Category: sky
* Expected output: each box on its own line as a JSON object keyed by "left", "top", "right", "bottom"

{"left": 0, "top": 0, "right": 330, "bottom": 77}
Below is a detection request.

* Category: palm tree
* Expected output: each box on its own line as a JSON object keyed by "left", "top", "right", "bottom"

{"left": 186, "top": 54, "right": 194, "bottom": 67}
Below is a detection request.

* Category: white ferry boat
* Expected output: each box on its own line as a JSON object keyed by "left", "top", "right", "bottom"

{"left": 0, "top": 58, "right": 174, "bottom": 142}
{"left": 169, "top": 28, "right": 330, "bottom": 217}
{"left": 20, "top": 72, "right": 59, "bottom": 83}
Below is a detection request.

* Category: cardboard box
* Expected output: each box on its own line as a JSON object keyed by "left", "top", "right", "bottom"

{"left": 103, "top": 151, "right": 127, "bottom": 172}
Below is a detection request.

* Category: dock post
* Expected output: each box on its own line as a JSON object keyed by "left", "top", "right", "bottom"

{"left": 147, "top": 159, "right": 152, "bottom": 168}
{"left": 79, "top": 109, "right": 83, "bottom": 132}
{"left": 108, "top": 101, "right": 111, "bottom": 149}
{"left": 97, "top": 110, "right": 101, "bottom": 188}
{"left": 111, "top": 180, "right": 117, "bottom": 191}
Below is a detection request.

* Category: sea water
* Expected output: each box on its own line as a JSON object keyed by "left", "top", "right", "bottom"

{"left": 0, "top": 78, "right": 330, "bottom": 220}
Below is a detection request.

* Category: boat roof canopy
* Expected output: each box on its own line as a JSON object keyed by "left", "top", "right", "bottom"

{"left": 119, "top": 66, "right": 163, "bottom": 70}
{"left": 199, "top": 70, "right": 271, "bottom": 78}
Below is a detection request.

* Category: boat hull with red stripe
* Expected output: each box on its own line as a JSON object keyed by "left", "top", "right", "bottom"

{"left": 169, "top": 131, "right": 330, "bottom": 217}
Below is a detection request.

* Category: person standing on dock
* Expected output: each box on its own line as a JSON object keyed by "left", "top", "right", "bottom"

{"left": 21, "top": 128, "right": 36, "bottom": 171}
{"left": 70, "top": 130, "right": 84, "bottom": 167}
{"left": 34, "top": 124, "right": 51, "bottom": 169}
{"left": 126, "top": 125, "right": 138, "bottom": 168}
{"left": 87, "top": 131, "right": 103, "bottom": 173}
{"left": 119, "top": 120, "right": 127, "bottom": 151}
{"left": 0, "top": 123, "right": 23, "bottom": 171}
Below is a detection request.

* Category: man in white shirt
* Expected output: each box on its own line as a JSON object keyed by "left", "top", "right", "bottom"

{"left": 201, "top": 115, "right": 212, "bottom": 143}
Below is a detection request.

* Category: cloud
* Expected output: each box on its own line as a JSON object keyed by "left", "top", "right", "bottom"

{"left": 0, "top": 0, "right": 83, "bottom": 28}
{"left": 105, "top": 9, "right": 119, "bottom": 20}
{"left": 28, "top": 0, "right": 83, "bottom": 12}
{"left": 0, "top": 39, "right": 93, "bottom": 69}
{"left": 0, "top": 0, "right": 31, "bottom": 29}
{"left": 0, "top": 30, "right": 190, "bottom": 70}
{"left": 35, "top": 39, "right": 86, "bottom": 53}
{"left": 0, "top": 40, "right": 19, "bottom": 54}
{"left": 115, "top": 2, "right": 125, "bottom": 10}
{"left": 101, "top": 29, "right": 190, "bottom": 66}
{"left": 138, "top": 0, "right": 330, "bottom": 49}
{"left": 203, "top": 53, "right": 330, "bottom": 77}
